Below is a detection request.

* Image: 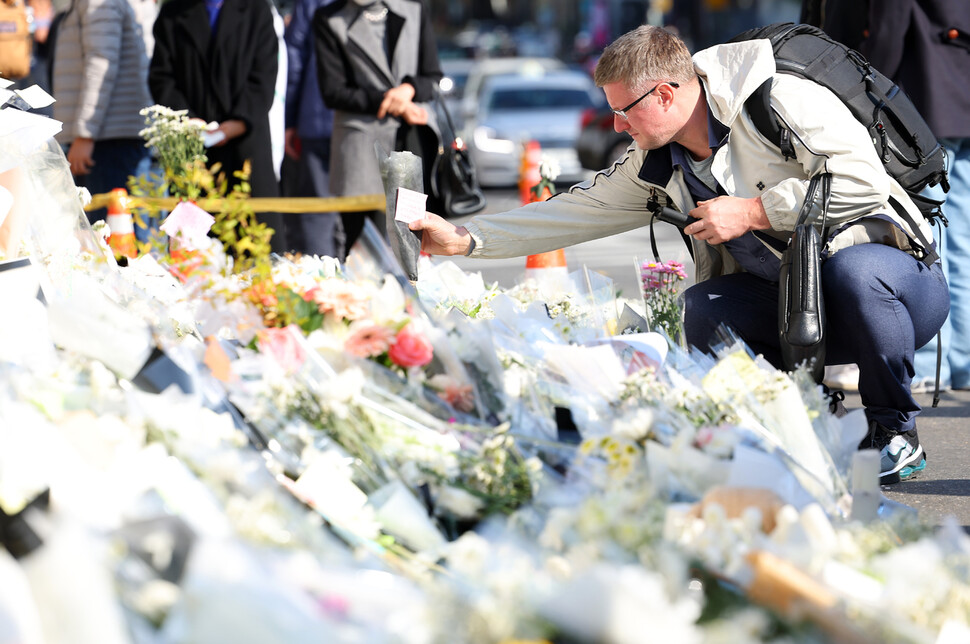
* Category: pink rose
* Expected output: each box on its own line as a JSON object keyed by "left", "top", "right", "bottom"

{"left": 344, "top": 321, "right": 394, "bottom": 358}
{"left": 257, "top": 325, "right": 306, "bottom": 374}
{"left": 388, "top": 325, "right": 433, "bottom": 368}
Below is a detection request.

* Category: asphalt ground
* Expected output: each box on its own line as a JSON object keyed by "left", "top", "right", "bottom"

{"left": 844, "top": 387, "right": 970, "bottom": 531}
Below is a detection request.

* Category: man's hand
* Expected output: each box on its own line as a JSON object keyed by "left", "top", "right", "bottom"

{"left": 408, "top": 212, "right": 473, "bottom": 256}
{"left": 284, "top": 127, "right": 301, "bottom": 160}
{"left": 67, "top": 137, "right": 96, "bottom": 176}
{"left": 377, "top": 82, "right": 416, "bottom": 119}
{"left": 685, "top": 196, "right": 770, "bottom": 244}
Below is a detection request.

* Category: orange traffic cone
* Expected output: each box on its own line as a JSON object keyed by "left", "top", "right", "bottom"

{"left": 518, "top": 139, "right": 543, "bottom": 205}
{"left": 525, "top": 247, "right": 568, "bottom": 282}
{"left": 106, "top": 188, "right": 137, "bottom": 259}
{"left": 525, "top": 246, "right": 569, "bottom": 293}
{"left": 521, "top": 141, "right": 567, "bottom": 288}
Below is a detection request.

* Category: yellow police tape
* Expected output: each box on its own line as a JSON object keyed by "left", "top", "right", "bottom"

{"left": 85, "top": 193, "right": 386, "bottom": 214}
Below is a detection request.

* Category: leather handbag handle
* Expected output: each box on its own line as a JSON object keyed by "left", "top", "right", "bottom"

{"left": 796, "top": 172, "right": 832, "bottom": 230}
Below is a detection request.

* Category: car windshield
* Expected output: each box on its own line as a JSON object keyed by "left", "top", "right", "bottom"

{"left": 487, "top": 87, "right": 595, "bottom": 111}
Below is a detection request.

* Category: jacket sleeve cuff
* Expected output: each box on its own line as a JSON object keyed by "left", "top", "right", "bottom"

{"left": 365, "top": 87, "right": 386, "bottom": 112}
{"left": 462, "top": 221, "right": 483, "bottom": 257}
{"left": 759, "top": 184, "right": 802, "bottom": 230}
{"left": 403, "top": 75, "right": 433, "bottom": 103}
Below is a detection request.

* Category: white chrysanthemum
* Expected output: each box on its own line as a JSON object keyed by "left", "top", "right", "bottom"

{"left": 538, "top": 156, "right": 561, "bottom": 182}
{"left": 90, "top": 219, "right": 110, "bottom": 241}
{"left": 434, "top": 485, "right": 485, "bottom": 519}
{"left": 443, "top": 531, "right": 492, "bottom": 578}
{"left": 76, "top": 186, "right": 92, "bottom": 207}
{"left": 613, "top": 407, "right": 654, "bottom": 442}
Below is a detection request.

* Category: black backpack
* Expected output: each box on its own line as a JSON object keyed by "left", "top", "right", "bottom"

{"left": 729, "top": 22, "right": 950, "bottom": 263}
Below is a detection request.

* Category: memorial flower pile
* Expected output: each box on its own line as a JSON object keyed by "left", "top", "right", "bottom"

{"left": 4, "top": 112, "right": 970, "bottom": 644}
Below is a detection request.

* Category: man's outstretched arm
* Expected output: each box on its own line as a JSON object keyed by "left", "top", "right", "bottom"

{"left": 409, "top": 213, "right": 474, "bottom": 256}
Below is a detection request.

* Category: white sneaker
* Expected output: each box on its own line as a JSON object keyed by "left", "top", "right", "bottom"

{"left": 823, "top": 364, "right": 860, "bottom": 392}
{"left": 877, "top": 433, "right": 926, "bottom": 484}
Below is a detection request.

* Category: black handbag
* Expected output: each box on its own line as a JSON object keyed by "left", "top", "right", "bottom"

{"left": 429, "top": 90, "right": 486, "bottom": 219}
{"left": 778, "top": 172, "right": 831, "bottom": 382}
{"left": 395, "top": 93, "right": 487, "bottom": 219}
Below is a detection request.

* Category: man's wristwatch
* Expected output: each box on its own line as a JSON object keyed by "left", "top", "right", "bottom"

{"left": 464, "top": 236, "right": 476, "bottom": 256}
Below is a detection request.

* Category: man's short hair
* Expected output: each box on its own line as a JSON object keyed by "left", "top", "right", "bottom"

{"left": 593, "top": 25, "right": 696, "bottom": 91}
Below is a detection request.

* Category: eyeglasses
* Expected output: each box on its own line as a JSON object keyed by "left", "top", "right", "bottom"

{"left": 611, "top": 81, "right": 680, "bottom": 120}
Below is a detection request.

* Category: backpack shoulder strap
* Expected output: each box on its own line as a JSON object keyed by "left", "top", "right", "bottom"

{"left": 888, "top": 196, "right": 940, "bottom": 266}
{"left": 744, "top": 78, "right": 796, "bottom": 161}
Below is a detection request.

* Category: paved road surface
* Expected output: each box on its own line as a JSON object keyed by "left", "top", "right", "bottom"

{"left": 850, "top": 388, "right": 970, "bottom": 531}
{"left": 440, "top": 188, "right": 970, "bottom": 531}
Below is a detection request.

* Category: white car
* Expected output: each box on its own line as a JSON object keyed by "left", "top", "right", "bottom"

{"left": 465, "top": 70, "right": 603, "bottom": 188}
{"left": 459, "top": 56, "right": 565, "bottom": 124}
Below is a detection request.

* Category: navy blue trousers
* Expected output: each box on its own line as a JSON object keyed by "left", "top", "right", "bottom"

{"left": 684, "top": 243, "right": 949, "bottom": 433}
{"left": 71, "top": 138, "right": 152, "bottom": 237}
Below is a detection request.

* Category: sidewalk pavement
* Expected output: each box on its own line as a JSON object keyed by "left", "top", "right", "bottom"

{"left": 842, "top": 388, "right": 970, "bottom": 531}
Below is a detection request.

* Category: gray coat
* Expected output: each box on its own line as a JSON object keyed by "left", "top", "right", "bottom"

{"left": 52, "top": 0, "right": 156, "bottom": 143}
{"left": 314, "top": 0, "right": 441, "bottom": 197}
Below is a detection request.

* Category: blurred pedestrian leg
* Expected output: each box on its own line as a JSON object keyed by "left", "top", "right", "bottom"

{"left": 284, "top": 136, "right": 344, "bottom": 258}
{"left": 914, "top": 138, "right": 970, "bottom": 390}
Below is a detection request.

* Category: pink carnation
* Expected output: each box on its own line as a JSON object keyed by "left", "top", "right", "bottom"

{"left": 388, "top": 325, "right": 434, "bottom": 368}
{"left": 344, "top": 321, "right": 394, "bottom": 358}
{"left": 312, "top": 279, "right": 369, "bottom": 321}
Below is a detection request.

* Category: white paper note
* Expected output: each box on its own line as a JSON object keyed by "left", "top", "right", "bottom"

{"left": 202, "top": 130, "right": 226, "bottom": 148}
{"left": 393, "top": 187, "right": 427, "bottom": 224}
{"left": 15, "top": 85, "right": 55, "bottom": 109}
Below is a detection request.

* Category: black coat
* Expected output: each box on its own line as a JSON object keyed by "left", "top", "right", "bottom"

{"left": 149, "top": 0, "right": 280, "bottom": 200}
{"left": 801, "top": 0, "right": 970, "bottom": 139}
{"left": 861, "top": 0, "right": 970, "bottom": 139}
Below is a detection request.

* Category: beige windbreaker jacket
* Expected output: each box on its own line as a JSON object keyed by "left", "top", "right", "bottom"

{"left": 462, "top": 39, "right": 936, "bottom": 284}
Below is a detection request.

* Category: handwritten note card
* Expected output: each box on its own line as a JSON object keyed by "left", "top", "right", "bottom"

{"left": 394, "top": 187, "right": 428, "bottom": 224}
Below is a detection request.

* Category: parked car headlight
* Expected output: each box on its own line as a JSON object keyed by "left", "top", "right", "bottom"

{"left": 473, "top": 126, "right": 515, "bottom": 154}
